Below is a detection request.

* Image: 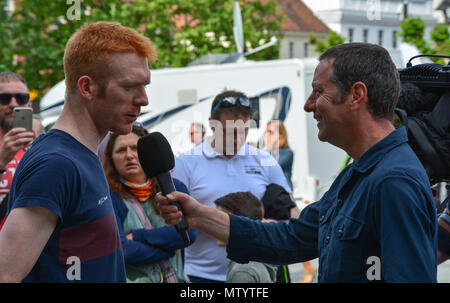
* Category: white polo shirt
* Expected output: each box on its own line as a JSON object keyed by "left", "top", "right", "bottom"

{"left": 173, "top": 137, "right": 291, "bottom": 282}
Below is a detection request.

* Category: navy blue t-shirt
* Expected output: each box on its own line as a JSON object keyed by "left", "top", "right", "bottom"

{"left": 8, "top": 129, "right": 126, "bottom": 282}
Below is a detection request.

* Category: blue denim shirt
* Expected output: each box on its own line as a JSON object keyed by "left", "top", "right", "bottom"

{"left": 227, "top": 127, "right": 437, "bottom": 282}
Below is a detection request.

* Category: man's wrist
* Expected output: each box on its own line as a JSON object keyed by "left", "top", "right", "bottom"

{"left": 193, "top": 204, "right": 230, "bottom": 243}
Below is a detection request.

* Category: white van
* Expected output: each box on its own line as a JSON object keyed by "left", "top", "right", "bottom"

{"left": 39, "top": 58, "right": 346, "bottom": 203}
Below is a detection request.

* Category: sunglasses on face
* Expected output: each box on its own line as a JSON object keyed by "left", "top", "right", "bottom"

{"left": 211, "top": 96, "right": 251, "bottom": 116}
{"left": 0, "top": 93, "right": 30, "bottom": 106}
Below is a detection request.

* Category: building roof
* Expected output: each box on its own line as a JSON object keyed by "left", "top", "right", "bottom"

{"left": 278, "top": 0, "right": 330, "bottom": 33}
{"left": 173, "top": 0, "right": 330, "bottom": 34}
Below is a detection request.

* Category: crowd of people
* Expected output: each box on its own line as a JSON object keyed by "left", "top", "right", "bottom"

{"left": 0, "top": 21, "right": 447, "bottom": 283}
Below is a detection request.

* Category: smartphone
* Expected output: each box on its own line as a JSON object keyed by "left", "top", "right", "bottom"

{"left": 13, "top": 107, "right": 33, "bottom": 131}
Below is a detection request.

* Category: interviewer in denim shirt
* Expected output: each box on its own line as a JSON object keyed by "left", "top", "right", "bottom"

{"left": 156, "top": 43, "right": 437, "bottom": 283}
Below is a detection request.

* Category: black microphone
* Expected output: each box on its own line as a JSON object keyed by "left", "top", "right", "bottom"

{"left": 137, "top": 131, "right": 190, "bottom": 245}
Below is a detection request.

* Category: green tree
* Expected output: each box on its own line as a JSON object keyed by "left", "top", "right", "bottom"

{"left": 308, "top": 31, "right": 346, "bottom": 54}
{"left": 429, "top": 23, "right": 450, "bottom": 58}
{"left": 398, "top": 17, "right": 450, "bottom": 64}
{"left": 0, "top": 0, "right": 14, "bottom": 72}
{"left": 0, "top": 0, "right": 285, "bottom": 102}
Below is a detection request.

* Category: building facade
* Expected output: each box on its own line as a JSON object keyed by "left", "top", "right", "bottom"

{"left": 300, "top": 0, "right": 439, "bottom": 66}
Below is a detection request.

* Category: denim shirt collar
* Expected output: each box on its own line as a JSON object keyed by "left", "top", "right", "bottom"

{"left": 352, "top": 126, "right": 408, "bottom": 174}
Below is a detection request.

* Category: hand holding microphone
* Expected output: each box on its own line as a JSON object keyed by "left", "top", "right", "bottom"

{"left": 155, "top": 191, "right": 199, "bottom": 227}
{"left": 137, "top": 132, "right": 190, "bottom": 245}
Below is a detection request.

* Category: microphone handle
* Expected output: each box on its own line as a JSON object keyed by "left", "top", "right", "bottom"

{"left": 155, "top": 172, "right": 190, "bottom": 245}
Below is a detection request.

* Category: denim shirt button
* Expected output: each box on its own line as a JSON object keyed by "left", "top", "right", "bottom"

{"left": 320, "top": 215, "right": 325, "bottom": 222}
{"left": 338, "top": 229, "right": 343, "bottom": 238}
{"left": 337, "top": 199, "right": 343, "bottom": 208}
{"left": 325, "top": 235, "right": 330, "bottom": 245}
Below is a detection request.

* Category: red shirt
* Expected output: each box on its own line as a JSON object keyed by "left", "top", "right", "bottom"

{"left": 0, "top": 149, "right": 25, "bottom": 230}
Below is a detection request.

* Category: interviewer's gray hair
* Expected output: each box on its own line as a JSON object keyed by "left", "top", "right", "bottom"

{"left": 319, "top": 43, "right": 400, "bottom": 121}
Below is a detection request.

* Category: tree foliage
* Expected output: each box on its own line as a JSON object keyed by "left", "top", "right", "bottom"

{"left": 0, "top": 0, "right": 14, "bottom": 72}
{"left": 308, "top": 31, "right": 346, "bottom": 54}
{"left": 0, "top": 0, "right": 285, "bottom": 102}
{"left": 398, "top": 17, "right": 450, "bottom": 64}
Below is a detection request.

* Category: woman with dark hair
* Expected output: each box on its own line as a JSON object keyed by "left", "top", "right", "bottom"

{"left": 264, "top": 119, "right": 317, "bottom": 283}
{"left": 103, "top": 125, "right": 197, "bottom": 283}
{"left": 264, "top": 119, "right": 293, "bottom": 190}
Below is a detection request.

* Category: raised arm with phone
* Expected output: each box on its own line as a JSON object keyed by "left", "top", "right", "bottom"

{"left": 0, "top": 74, "right": 35, "bottom": 174}
{"left": 0, "top": 72, "right": 36, "bottom": 231}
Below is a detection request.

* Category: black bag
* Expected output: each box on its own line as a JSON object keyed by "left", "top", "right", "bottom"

{"left": 261, "top": 183, "right": 296, "bottom": 221}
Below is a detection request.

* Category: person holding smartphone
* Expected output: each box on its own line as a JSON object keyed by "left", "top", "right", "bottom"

{"left": 0, "top": 72, "right": 35, "bottom": 230}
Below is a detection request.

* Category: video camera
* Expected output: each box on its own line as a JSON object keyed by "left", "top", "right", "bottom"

{"left": 395, "top": 54, "right": 450, "bottom": 186}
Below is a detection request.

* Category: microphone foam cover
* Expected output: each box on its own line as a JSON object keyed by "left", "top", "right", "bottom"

{"left": 137, "top": 132, "right": 175, "bottom": 177}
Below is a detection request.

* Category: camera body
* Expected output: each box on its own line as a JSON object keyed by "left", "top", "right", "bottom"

{"left": 396, "top": 57, "right": 450, "bottom": 185}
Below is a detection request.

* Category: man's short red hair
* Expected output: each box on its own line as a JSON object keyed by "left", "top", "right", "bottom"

{"left": 63, "top": 21, "right": 157, "bottom": 95}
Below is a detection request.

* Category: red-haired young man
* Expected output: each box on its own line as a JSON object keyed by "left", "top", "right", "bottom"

{"left": 0, "top": 22, "right": 157, "bottom": 282}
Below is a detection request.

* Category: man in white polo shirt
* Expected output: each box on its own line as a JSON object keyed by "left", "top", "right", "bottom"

{"left": 173, "top": 90, "right": 294, "bottom": 283}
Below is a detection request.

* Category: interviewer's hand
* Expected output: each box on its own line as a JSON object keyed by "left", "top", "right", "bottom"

{"left": 155, "top": 191, "right": 201, "bottom": 227}
{"left": 156, "top": 191, "right": 231, "bottom": 244}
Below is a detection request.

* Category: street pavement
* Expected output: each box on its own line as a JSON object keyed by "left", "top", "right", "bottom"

{"left": 288, "top": 258, "right": 450, "bottom": 283}
{"left": 288, "top": 201, "right": 450, "bottom": 283}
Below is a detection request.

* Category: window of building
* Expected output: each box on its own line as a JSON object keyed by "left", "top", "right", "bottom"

{"left": 378, "top": 30, "right": 383, "bottom": 46}
{"left": 348, "top": 28, "right": 354, "bottom": 43}
{"left": 289, "top": 41, "right": 295, "bottom": 59}
{"left": 392, "top": 30, "right": 398, "bottom": 49}
{"left": 363, "top": 29, "right": 369, "bottom": 43}
{"left": 304, "top": 42, "right": 308, "bottom": 57}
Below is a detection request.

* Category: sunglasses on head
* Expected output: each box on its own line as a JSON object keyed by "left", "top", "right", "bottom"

{"left": 0, "top": 93, "right": 30, "bottom": 106}
{"left": 211, "top": 96, "right": 251, "bottom": 116}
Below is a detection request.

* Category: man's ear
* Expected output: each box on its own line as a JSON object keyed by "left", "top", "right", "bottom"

{"left": 77, "top": 76, "right": 98, "bottom": 100}
{"left": 349, "top": 81, "right": 368, "bottom": 111}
